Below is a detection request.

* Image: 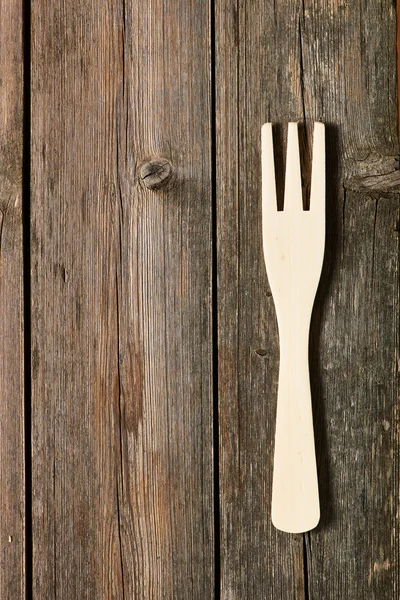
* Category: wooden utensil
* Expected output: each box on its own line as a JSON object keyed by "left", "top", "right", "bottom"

{"left": 261, "top": 122, "right": 325, "bottom": 533}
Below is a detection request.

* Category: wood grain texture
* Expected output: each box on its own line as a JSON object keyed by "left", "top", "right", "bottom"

{"left": 0, "top": 1, "right": 25, "bottom": 597}
{"left": 216, "top": 0, "right": 399, "bottom": 598}
{"left": 31, "top": 0, "right": 213, "bottom": 597}
{"left": 398, "top": 0, "right": 400, "bottom": 135}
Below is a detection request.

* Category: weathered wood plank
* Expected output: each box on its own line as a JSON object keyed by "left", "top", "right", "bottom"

{"left": 216, "top": 0, "right": 399, "bottom": 597}
{"left": 308, "top": 191, "right": 399, "bottom": 598}
{"left": 31, "top": 1, "right": 213, "bottom": 597}
{"left": 0, "top": 1, "right": 25, "bottom": 597}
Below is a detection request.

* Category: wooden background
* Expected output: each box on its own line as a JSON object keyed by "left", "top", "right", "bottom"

{"left": 0, "top": 0, "right": 398, "bottom": 598}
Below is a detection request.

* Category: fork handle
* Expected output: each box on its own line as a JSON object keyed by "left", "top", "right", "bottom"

{"left": 271, "top": 319, "right": 320, "bottom": 533}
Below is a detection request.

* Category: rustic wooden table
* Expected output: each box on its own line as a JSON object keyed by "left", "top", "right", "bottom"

{"left": 0, "top": 0, "right": 399, "bottom": 598}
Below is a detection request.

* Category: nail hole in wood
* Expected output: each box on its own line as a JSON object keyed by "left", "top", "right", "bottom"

{"left": 255, "top": 348, "right": 268, "bottom": 357}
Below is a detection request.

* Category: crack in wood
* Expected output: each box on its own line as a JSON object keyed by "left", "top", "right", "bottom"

{"left": 0, "top": 208, "right": 4, "bottom": 255}
{"left": 298, "top": 18, "right": 307, "bottom": 127}
{"left": 342, "top": 187, "right": 347, "bottom": 256}
{"left": 371, "top": 197, "right": 379, "bottom": 287}
{"left": 116, "top": 475, "right": 126, "bottom": 600}
{"left": 115, "top": 263, "right": 126, "bottom": 599}
{"left": 303, "top": 533, "right": 310, "bottom": 600}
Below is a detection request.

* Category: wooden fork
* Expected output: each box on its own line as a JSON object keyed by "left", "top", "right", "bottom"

{"left": 261, "top": 122, "right": 325, "bottom": 533}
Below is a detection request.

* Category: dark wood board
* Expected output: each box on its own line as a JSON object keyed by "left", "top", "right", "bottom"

{"left": 31, "top": 1, "right": 214, "bottom": 597}
{"left": 0, "top": 1, "right": 25, "bottom": 597}
{"left": 216, "top": 0, "right": 400, "bottom": 598}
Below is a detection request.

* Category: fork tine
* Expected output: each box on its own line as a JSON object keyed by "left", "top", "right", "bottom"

{"left": 261, "top": 123, "right": 277, "bottom": 211}
{"left": 310, "top": 122, "right": 325, "bottom": 216}
{"left": 284, "top": 122, "right": 303, "bottom": 212}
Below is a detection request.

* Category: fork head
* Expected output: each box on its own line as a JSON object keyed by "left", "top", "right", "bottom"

{"left": 261, "top": 122, "right": 325, "bottom": 314}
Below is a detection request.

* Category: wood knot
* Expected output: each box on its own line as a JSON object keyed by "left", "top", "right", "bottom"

{"left": 140, "top": 159, "right": 172, "bottom": 190}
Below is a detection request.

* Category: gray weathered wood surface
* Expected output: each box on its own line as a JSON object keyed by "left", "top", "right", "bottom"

{"left": 0, "top": 1, "right": 25, "bottom": 597}
{"left": 0, "top": 0, "right": 398, "bottom": 597}
{"left": 31, "top": 0, "right": 214, "bottom": 597}
{"left": 216, "top": 0, "right": 400, "bottom": 598}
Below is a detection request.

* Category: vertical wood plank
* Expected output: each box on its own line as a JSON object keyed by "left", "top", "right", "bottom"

{"left": 216, "top": 0, "right": 399, "bottom": 598}
{"left": 216, "top": 1, "right": 307, "bottom": 596}
{"left": 0, "top": 0, "right": 25, "bottom": 597}
{"left": 31, "top": 0, "right": 213, "bottom": 597}
{"left": 308, "top": 191, "right": 400, "bottom": 598}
